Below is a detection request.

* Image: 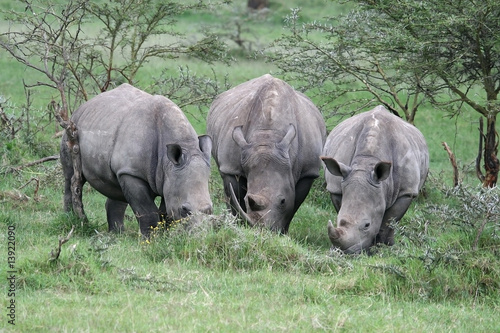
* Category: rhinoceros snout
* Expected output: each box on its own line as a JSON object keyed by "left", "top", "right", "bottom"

{"left": 180, "top": 203, "right": 213, "bottom": 217}
{"left": 246, "top": 193, "right": 268, "bottom": 211}
{"left": 200, "top": 203, "right": 213, "bottom": 215}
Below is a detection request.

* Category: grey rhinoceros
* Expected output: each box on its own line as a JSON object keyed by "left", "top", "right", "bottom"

{"left": 321, "top": 106, "right": 429, "bottom": 254}
{"left": 207, "top": 74, "right": 327, "bottom": 233}
{"left": 60, "top": 84, "right": 213, "bottom": 235}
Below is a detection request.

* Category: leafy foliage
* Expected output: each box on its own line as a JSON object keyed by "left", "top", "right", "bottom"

{"left": 267, "top": 0, "right": 500, "bottom": 185}
{"left": 0, "top": 0, "right": 231, "bottom": 119}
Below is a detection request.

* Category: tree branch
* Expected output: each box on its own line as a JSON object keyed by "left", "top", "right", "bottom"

{"left": 442, "top": 142, "right": 459, "bottom": 187}
{"left": 49, "top": 225, "right": 75, "bottom": 262}
{"left": 476, "top": 118, "right": 486, "bottom": 182}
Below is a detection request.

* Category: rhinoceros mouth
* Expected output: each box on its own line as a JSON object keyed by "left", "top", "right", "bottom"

{"left": 229, "top": 183, "right": 281, "bottom": 230}
{"left": 342, "top": 243, "right": 363, "bottom": 254}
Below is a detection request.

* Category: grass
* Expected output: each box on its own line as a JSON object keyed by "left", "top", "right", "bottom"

{"left": 1, "top": 169, "right": 499, "bottom": 331}
{"left": 1, "top": 0, "right": 500, "bottom": 332}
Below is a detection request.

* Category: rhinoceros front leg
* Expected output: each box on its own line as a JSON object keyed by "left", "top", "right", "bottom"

{"left": 377, "top": 195, "right": 414, "bottom": 246}
{"left": 221, "top": 173, "right": 247, "bottom": 215}
{"left": 105, "top": 198, "right": 128, "bottom": 233}
{"left": 118, "top": 174, "right": 159, "bottom": 236}
{"left": 293, "top": 176, "right": 316, "bottom": 215}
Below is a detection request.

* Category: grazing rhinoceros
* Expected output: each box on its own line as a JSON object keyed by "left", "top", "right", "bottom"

{"left": 321, "top": 106, "right": 429, "bottom": 254}
{"left": 207, "top": 74, "right": 327, "bottom": 233}
{"left": 60, "top": 84, "right": 212, "bottom": 235}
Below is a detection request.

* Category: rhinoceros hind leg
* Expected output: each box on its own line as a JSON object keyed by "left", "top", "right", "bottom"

{"left": 105, "top": 198, "right": 128, "bottom": 233}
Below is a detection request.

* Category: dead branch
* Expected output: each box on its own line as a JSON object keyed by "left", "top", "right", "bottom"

{"left": 19, "top": 177, "right": 40, "bottom": 199}
{"left": 476, "top": 118, "right": 485, "bottom": 182}
{"left": 10, "top": 155, "right": 59, "bottom": 173}
{"left": 0, "top": 190, "right": 30, "bottom": 202}
{"left": 482, "top": 117, "right": 499, "bottom": 187}
{"left": 49, "top": 225, "right": 75, "bottom": 262}
{"left": 442, "top": 142, "right": 459, "bottom": 187}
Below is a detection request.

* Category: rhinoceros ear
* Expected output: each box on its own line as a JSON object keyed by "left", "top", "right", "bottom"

{"left": 198, "top": 135, "right": 212, "bottom": 162}
{"left": 232, "top": 126, "right": 249, "bottom": 148}
{"left": 321, "top": 156, "right": 352, "bottom": 179}
{"left": 372, "top": 161, "right": 391, "bottom": 182}
{"left": 166, "top": 144, "right": 185, "bottom": 165}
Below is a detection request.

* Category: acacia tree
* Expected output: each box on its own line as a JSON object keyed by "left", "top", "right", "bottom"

{"left": 268, "top": 0, "right": 500, "bottom": 187}
{"left": 266, "top": 7, "right": 429, "bottom": 123}
{"left": 0, "top": 0, "right": 230, "bottom": 120}
{"left": 0, "top": 0, "right": 230, "bottom": 217}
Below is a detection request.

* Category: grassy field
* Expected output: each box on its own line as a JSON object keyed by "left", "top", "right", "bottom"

{"left": 1, "top": 1, "right": 499, "bottom": 332}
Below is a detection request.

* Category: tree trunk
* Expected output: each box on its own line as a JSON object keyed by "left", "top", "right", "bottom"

{"left": 482, "top": 115, "right": 499, "bottom": 187}
{"left": 65, "top": 121, "right": 88, "bottom": 222}
{"left": 248, "top": 0, "right": 269, "bottom": 10}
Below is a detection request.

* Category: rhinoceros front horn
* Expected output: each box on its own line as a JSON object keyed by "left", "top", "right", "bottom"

{"left": 327, "top": 220, "right": 341, "bottom": 242}
{"left": 229, "top": 183, "right": 255, "bottom": 227}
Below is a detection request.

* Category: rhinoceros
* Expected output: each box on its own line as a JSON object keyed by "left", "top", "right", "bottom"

{"left": 321, "top": 106, "right": 429, "bottom": 254}
{"left": 60, "top": 84, "right": 213, "bottom": 235}
{"left": 207, "top": 74, "right": 327, "bottom": 233}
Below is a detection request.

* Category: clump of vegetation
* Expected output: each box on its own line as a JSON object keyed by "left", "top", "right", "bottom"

{"left": 382, "top": 180, "right": 500, "bottom": 303}
{"left": 139, "top": 180, "right": 500, "bottom": 305}
{"left": 142, "top": 211, "right": 353, "bottom": 274}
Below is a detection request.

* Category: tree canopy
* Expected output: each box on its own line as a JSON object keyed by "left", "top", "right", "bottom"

{"left": 0, "top": 0, "right": 230, "bottom": 120}
{"left": 268, "top": 0, "right": 500, "bottom": 186}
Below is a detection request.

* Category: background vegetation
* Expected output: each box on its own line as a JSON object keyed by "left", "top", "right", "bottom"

{"left": 1, "top": 0, "right": 499, "bottom": 332}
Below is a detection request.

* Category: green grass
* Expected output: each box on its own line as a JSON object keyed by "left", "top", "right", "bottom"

{"left": 1, "top": 165, "right": 499, "bottom": 331}
{"left": 1, "top": 0, "right": 499, "bottom": 332}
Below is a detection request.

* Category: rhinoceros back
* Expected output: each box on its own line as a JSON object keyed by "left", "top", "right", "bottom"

{"left": 68, "top": 83, "right": 198, "bottom": 199}
{"left": 323, "top": 106, "right": 429, "bottom": 202}
{"left": 207, "top": 74, "right": 326, "bottom": 179}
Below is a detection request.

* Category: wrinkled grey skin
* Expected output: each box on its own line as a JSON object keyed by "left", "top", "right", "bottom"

{"left": 60, "top": 84, "right": 212, "bottom": 235}
{"left": 321, "top": 106, "right": 429, "bottom": 254}
{"left": 207, "top": 74, "right": 326, "bottom": 233}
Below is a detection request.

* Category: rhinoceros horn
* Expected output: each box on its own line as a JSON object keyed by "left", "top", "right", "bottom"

{"left": 229, "top": 183, "right": 255, "bottom": 227}
{"left": 327, "top": 220, "right": 342, "bottom": 242}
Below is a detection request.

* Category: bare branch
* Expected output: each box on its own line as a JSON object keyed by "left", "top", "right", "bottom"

{"left": 9, "top": 155, "right": 60, "bottom": 173}
{"left": 49, "top": 225, "right": 75, "bottom": 262}
{"left": 442, "top": 142, "right": 459, "bottom": 187}
{"left": 476, "top": 118, "right": 486, "bottom": 182}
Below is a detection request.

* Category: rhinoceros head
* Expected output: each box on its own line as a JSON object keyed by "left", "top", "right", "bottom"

{"left": 321, "top": 156, "right": 392, "bottom": 254}
{"left": 163, "top": 135, "right": 213, "bottom": 222}
{"left": 230, "top": 124, "right": 297, "bottom": 232}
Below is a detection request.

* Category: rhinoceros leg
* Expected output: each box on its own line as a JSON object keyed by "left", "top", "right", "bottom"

{"left": 377, "top": 195, "right": 414, "bottom": 245}
{"left": 105, "top": 198, "right": 128, "bottom": 233}
{"left": 277, "top": 176, "right": 317, "bottom": 233}
{"left": 221, "top": 173, "right": 247, "bottom": 215}
{"left": 293, "top": 177, "right": 316, "bottom": 215}
{"left": 118, "top": 174, "right": 159, "bottom": 236}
